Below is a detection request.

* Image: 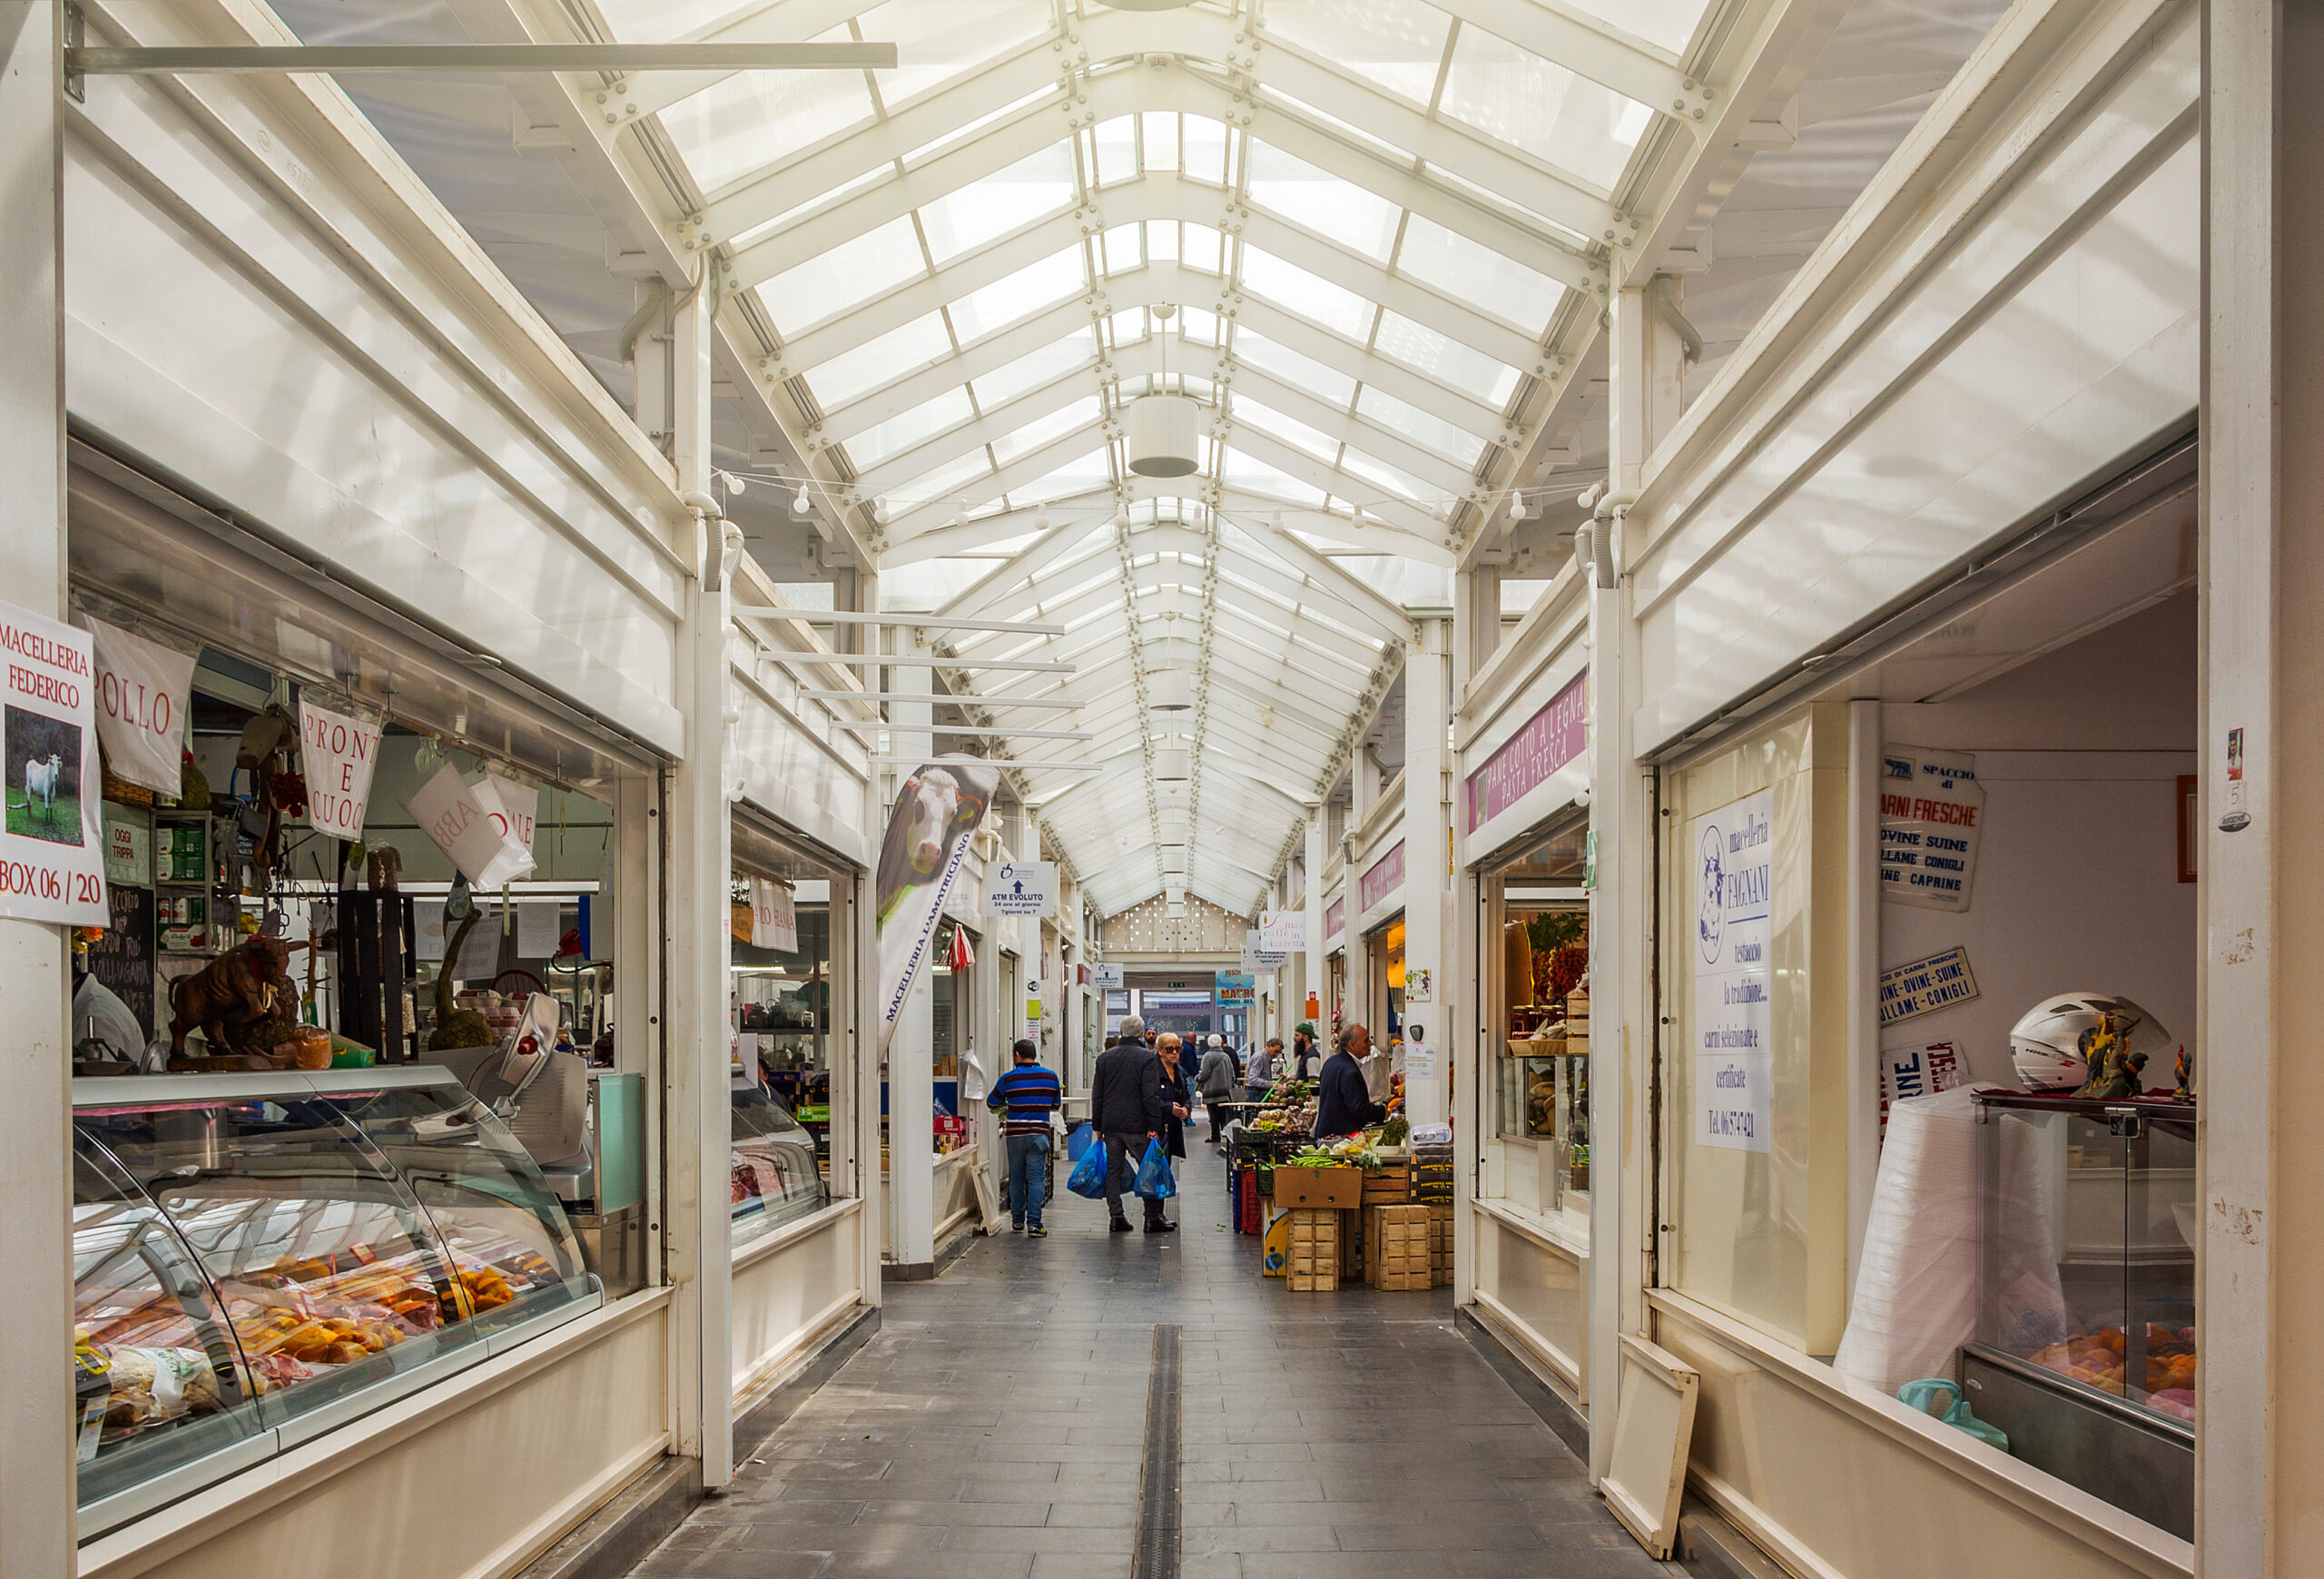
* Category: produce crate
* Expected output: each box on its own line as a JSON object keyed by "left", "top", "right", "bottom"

{"left": 1271, "top": 1164, "right": 1363, "bottom": 1209}
{"left": 1428, "top": 1201, "right": 1454, "bottom": 1287}
{"left": 1285, "top": 1209, "right": 1341, "bottom": 1292}
{"left": 1362, "top": 1162, "right": 1411, "bottom": 1204}
{"left": 1364, "top": 1205, "right": 1433, "bottom": 1290}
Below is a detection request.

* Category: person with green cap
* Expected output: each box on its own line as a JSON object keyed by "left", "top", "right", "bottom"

{"left": 1291, "top": 1021, "right": 1324, "bottom": 1081}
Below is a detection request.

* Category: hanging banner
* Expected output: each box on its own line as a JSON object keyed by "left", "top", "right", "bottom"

{"left": 1215, "top": 972, "right": 1256, "bottom": 1007}
{"left": 1242, "top": 927, "right": 1289, "bottom": 974}
{"left": 1692, "top": 787, "right": 1774, "bottom": 1153}
{"left": 875, "top": 759, "right": 998, "bottom": 1054}
{"left": 986, "top": 859, "right": 1057, "bottom": 917}
{"left": 1092, "top": 962, "right": 1125, "bottom": 990}
{"left": 299, "top": 699, "right": 383, "bottom": 841}
{"left": 473, "top": 771, "right": 538, "bottom": 857}
{"left": 751, "top": 875, "right": 798, "bottom": 952}
{"left": 84, "top": 617, "right": 194, "bottom": 797}
{"left": 1, "top": 603, "right": 105, "bottom": 924}
{"left": 1879, "top": 747, "right": 1984, "bottom": 912}
{"left": 1258, "top": 908, "right": 1307, "bottom": 952}
{"left": 406, "top": 762, "right": 536, "bottom": 888}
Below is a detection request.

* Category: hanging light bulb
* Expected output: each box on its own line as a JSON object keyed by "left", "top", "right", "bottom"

{"left": 1035, "top": 505, "right": 1050, "bottom": 530}
{"left": 716, "top": 469, "right": 746, "bottom": 495}
{"left": 1271, "top": 509, "right": 1284, "bottom": 533}
{"left": 1349, "top": 504, "right": 1365, "bottom": 533}
{"left": 1110, "top": 507, "right": 1129, "bottom": 530}
{"left": 793, "top": 482, "right": 811, "bottom": 515}
{"left": 1509, "top": 490, "right": 1531, "bottom": 521}
{"left": 953, "top": 497, "right": 970, "bottom": 528}
{"left": 873, "top": 498, "right": 891, "bottom": 524}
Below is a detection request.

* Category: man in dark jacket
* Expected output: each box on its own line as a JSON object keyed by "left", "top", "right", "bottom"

{"left": 1090, "top": 1014, "right": 1169, "bottom": 1232}
{"left": 1314, "top": 1023, "right": 1389, "bottom": 1140}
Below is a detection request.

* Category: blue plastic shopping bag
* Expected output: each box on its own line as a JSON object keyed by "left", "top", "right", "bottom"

{"left": 1132, "top": 1139, "right": 1177, "bottom": 1200}
{"left": 1065, "top": 1120, "right": 1097, "bottom": 1162}
{"left": 1065, "top": 1138, "right": 1110, "bottom": 1199}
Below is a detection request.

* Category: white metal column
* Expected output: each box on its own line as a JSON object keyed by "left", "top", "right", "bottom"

{"left": 1, "top": 5, "right": 74, "bottom": 1568}
{"left": 666, "top": 263, "right": 734, "bottom": 1487}
{"left": 849, "top": 572, "right": 885, "bottom": 1303}
{"left": 2200, "top": 5, "right": 2315, "bottom": 1569}
{"left": 1586, "top": 279, "right": 1679, "bottom": 1480}
{"left": 1403, "top": 619, "right": 1450, "bottom": 1127}
{"left": 886, "top": 631, "right": 937, "bottom": 1270}
{"left": 1304, "top": 816, "right": 1325, "bottom": 1031}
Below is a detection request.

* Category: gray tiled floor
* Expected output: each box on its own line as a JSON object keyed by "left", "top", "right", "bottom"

{"left": 632, "top": 1139, "right": 1674, "bottom": 1579}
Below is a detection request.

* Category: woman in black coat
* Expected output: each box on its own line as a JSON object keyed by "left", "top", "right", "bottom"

{"left": 1151, "top": 1033, "right": 1194, "bottom": 1160}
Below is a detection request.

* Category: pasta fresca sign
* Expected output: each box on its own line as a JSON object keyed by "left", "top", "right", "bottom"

{"left": 1467, "top": 669, "right": 1587, "bottom": 832}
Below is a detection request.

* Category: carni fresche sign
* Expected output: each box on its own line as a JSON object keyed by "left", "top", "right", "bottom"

{"left": 1692, "top": 787, "right": 1773, "bottom": 1153}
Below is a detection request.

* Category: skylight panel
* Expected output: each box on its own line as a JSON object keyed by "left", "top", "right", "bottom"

{"left": 759, "top": 214, "right": 927, "bottom": 334}
{"left": 593, "top": 0, "right": 728, "bottom": 43}
{"left": 888, "top": 449, "right": 996, "bottom": 509}
{"left": 1374, "top": 311, "right": 1521, "bottom": 405}
{"left": 993, "top": 396, "right": 1103, "bottom": 465}
{"left": 1094, "top": 114, "right": 1138, "bottom": 186}
{"left": 847, "top": 387, "right": 977, "bottom": 469}
{"left": 883, "top": 558, "right": 1008, "bottom": 607}
{"left": 1338, "top": 446, "right": 1436, "bottom": 503}
{"left": 1013, "top": 449, "right": 1118, "bottom": 503}
{"left": 1395, "top": 213, "right": 1564, "bottom": 330}
{"left": 1246, "top": 143, "right": 1400, "bottom": 263}
{"left": 949, "top": 247, "right": 1088, "bottom": 341}
{"left": 660, "top": 38, "right": 877, "bottom": 195}
{"left": 1183, "top": 116, "right": 1230, "bottom": 184}
{"left": 920, "top": 143, "right": 1078, "bottom": 265}
{"left": 1238, "top": 247, "right": 1374, "bottom": 340}
{"left": 1141, "top": 112, "right": 1180, "bottom": 173}
{"left": 1107, "top": 308, "right": 1149, "bottom": 349}
{"left": 1233, "top": 397, "right": 1338, "bottom": 463}
{"left": 1232, "top": 329, "right": 1357, "bottom": 406}
{"left": 1100, "top": 223, "right": 1142, "bottom": 275}
{"left": 1183, "top": 225, "right": 1226, "bottom": 275}
{"left": 1441, "top": 25, "right": 1655, "bottom": 192}
{"left": 1356, "top": 386, "right": 1488, "bottom": 466}
{"left": 807, "top": 312, "right": 957, "bottom": 408}
{"left": 858, "top": 0, "right": 1052, "bottom": 108}
{"left": 1146, "top": 222, "right": 1180, "bottom": 263}
{"left": 972, "top": 329, "right": 1097, "bottom": 409}
{"left": 1179, "top": 306, "right": 1220, "bottom": 346}
{"left": 1260, "top": 0, "right": 1450, "bottom": 108}
{"left": 898, "top": 85, "right": 1059, "bottom": 171}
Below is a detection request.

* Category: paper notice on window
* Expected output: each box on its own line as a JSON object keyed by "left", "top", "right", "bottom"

{"left": 517, "top": 900, "right": 560, "bottom": 959}
{"left": 1691, "top": 787, "right": 1774, "bottom": 1153}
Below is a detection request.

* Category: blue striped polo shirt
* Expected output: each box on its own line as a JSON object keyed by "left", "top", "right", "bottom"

{"left": 988, "top": 1063, "right": 1062, "bottom": 1137}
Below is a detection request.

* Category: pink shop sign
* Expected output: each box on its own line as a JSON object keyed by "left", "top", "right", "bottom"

{"left": 1359, "top": 841, "right": 1405, "bottom": 913}
{"left": 1325, "top": 897, "right": 1344, "bottom": 940}
{"left": 1467, "top": 670, "right": 1588, "bottom": 833}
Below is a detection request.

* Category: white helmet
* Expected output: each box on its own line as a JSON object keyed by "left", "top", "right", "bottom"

{"left": 2009, "top": 993, "right": 2178, "bottom": 1093}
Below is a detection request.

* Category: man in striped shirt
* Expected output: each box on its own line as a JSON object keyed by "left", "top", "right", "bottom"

{"left": 987, "top": 1037, "right": 1063, "bottom": 1236}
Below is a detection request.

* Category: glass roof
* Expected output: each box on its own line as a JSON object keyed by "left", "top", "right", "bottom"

{"left": 599, "top": 0, "right": 1717, "bottom": 913}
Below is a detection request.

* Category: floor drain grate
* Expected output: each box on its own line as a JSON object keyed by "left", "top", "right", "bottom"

{"left": 1132, "top": 1324, "right": 1182, "bottom": 1579}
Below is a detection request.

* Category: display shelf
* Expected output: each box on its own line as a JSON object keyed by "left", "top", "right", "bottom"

{"left": 70, "top": 1068, "right": 598, "bottom": 1537}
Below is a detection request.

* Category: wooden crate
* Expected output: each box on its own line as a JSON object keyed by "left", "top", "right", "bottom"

{"left": 1362, "top": 1163, "right": 1411, "bottom": 1205}
{"left": 1364, "top": 1206, "right": 1433, "bottom": 1291}
{"left": 1285, "top": 1209, "right": 1341, "bottom": 1291}
{"left": 1427, "top": 1202, "right": 1454, "bottom": 1288}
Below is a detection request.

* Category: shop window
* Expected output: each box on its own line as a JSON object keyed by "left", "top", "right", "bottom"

{"left": 1495, "top": 904, "right": 1591, "bottom": 1212}
{"left": 1659, "top": 704, "right": 1852, "bottom": 1354}
{"left": 732, "top": 894, "right": 836, "bottom": 1246}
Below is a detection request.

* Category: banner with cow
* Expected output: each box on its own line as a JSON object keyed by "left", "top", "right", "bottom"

{"left": 0, "top": 600, "right": 106, "bottom": 925}
{"left": 876, "top": 757, "right": 998, "bottom": 1055}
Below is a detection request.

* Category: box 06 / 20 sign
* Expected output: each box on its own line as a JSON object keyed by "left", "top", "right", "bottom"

{"left": 0, "top": 602, "right": 106, "bottom": 925}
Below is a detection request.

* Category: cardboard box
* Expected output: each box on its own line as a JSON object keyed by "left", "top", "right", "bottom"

{"left": 1271, "top": 1165, "right": 1363, "bottom": 1209}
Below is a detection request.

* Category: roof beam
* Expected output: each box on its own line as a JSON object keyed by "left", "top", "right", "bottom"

{"left": 1230, "top": 295, "right": 1508, "bottom": 438}
{"left": 876, "top": 433, "right": 1112, "bottom": 554}
{"left": 762, "top": 210, "right": 1081, "bottom": 359}
{"left": 1227, "top": 364, "right": 1482, "bottom": 499}
{"left": 854, "top": 364, "right": 1095, "bottom": 494}
{"left": 1220, "top": 426, "right": 1453, "bottom": 556}
{"left": 1235, "top": 209, "right": 1543, "bottom": 369}
{"left": 621, "top": 0, "right": 868, "bottom": 116}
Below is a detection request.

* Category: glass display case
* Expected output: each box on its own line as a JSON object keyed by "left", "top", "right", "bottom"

{"left": 1962, "top": 1091, "right": 2195, "bottom": 1540}
{"left": 71, "top": 1070, "right": 597, "bottom": 1536}
{"left": 731, "top": 1087, "right": 830, "bottom": 1248}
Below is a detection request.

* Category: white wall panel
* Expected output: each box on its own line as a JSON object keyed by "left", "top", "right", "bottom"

{"left": 1628, "top": 16, "right": 2200, "bottom": 755}
{"left": 64, "top": 74, "right": 688, "bottom": 755}
{"left": 730, "top": 1206, "right": 865, "bottom": 1397}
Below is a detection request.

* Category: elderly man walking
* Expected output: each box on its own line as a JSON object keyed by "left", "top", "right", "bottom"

{"left": 1090, "top": 1015, "right": 1169, "bottom": 1233}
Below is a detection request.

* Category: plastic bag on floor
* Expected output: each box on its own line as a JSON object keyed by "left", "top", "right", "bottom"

{"left": 1133, "top": 1139, "right": 1177, "bottom": 1200}
{"left": 1065, "top": 1140, "right": 1110, "bottom": 1199}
